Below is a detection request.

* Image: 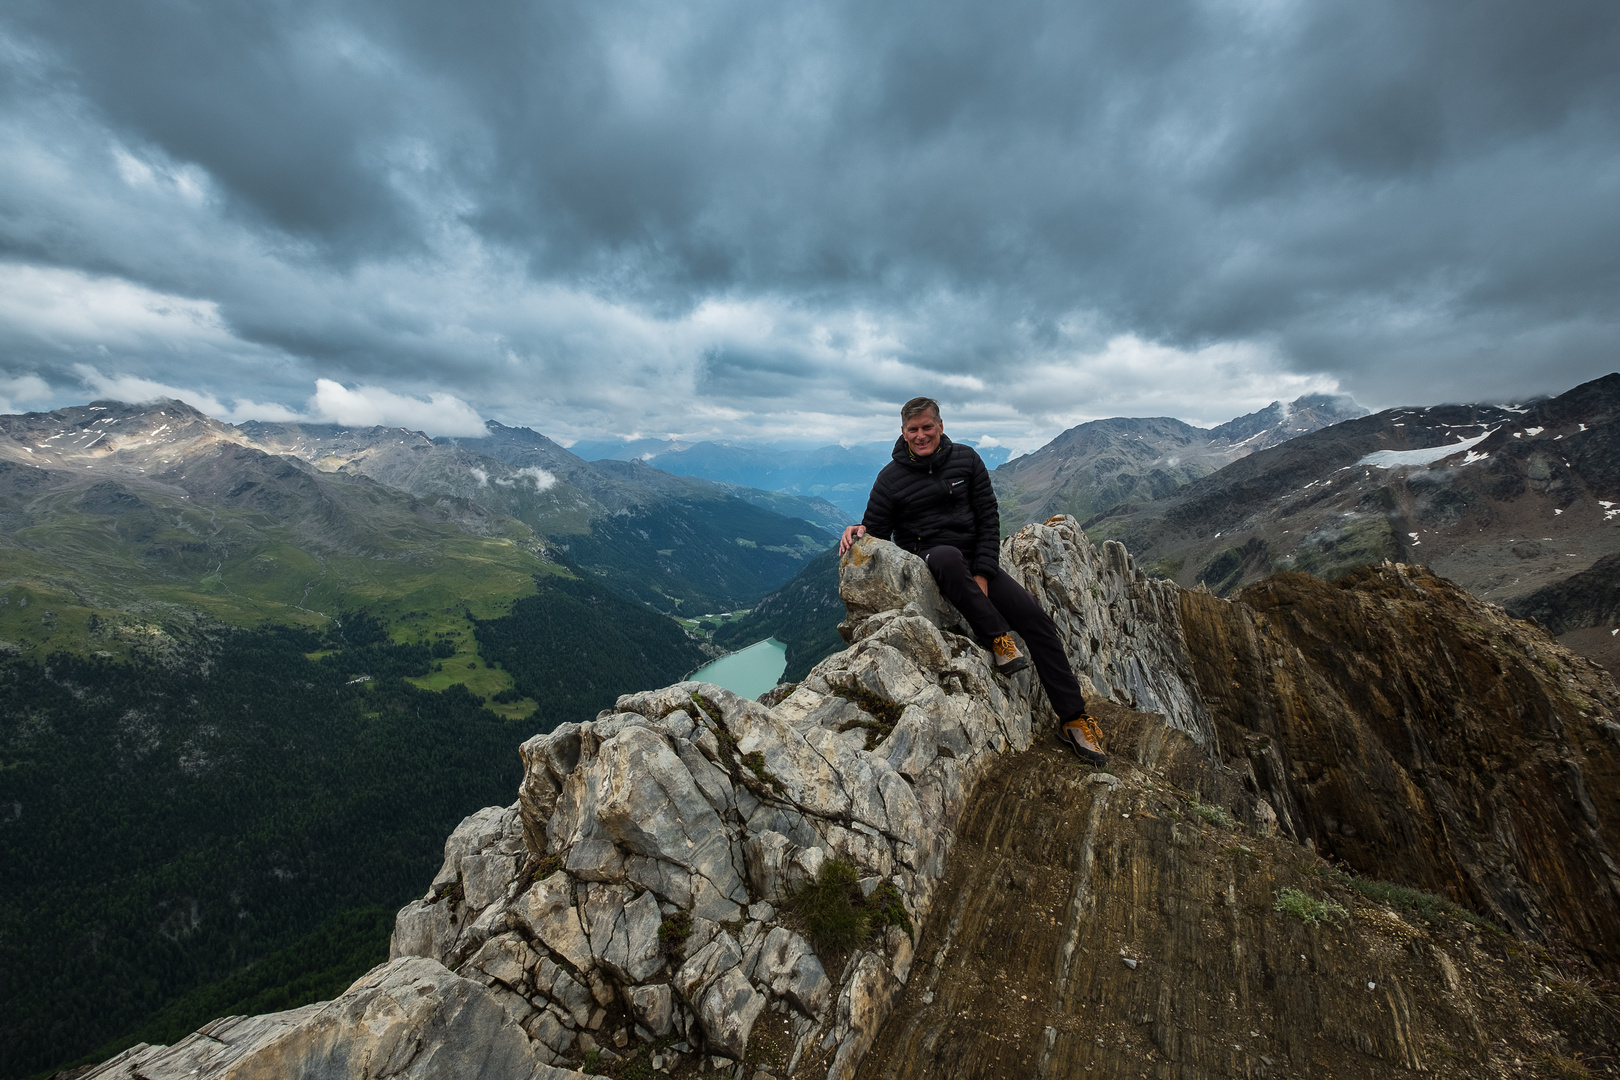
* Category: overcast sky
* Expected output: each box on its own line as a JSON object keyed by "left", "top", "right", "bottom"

{"left": 1, "top": 0, "right": 1617, "bottom": 452}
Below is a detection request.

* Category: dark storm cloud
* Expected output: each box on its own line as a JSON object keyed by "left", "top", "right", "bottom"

{"left": 0, "top": 0, "right": 1616, "bottom": 441}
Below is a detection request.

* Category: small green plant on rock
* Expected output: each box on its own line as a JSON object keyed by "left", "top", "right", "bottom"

{"left": 1542, "top": 1052, "right": 1593, "bottom": 1079}
{"left": 1191, "top": 799, "right": 1237, "bottom": 829}
{"left": 868, "top": 881, "right": 914, "bottom": 937}
{"left": 658, "top": 911, "right": 692, "bottom": 958}
{"left": 788, "top": 860, "right": 869, "bottom": 951}
{"left": 742, "top": 750, "right": 786, "bottom": 794}
{"left": 1331, "top": 870, "right": 1505, "bottom": 934}
{"left": 1273, "top": 887, "right": 1348, "bottom": 927}
{"left": 786, "top": 860, "right": 915, "bottom": 953}
{"left": 830, "top": 682, "right": 903, "bottom": 749}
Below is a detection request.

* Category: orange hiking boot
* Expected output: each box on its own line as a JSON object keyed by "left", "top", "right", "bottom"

{"left": 990, "top": 633, "right": 1030, "bottom": 676}
{"left": 1060, "top": 715, "right": 1106, "bottom": 766}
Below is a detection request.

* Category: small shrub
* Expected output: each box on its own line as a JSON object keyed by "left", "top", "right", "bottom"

{"left": 1273, "top": 887, "right": 1348, "bottom": 927}
{"left": 1542, "top": 1052, "right": 1593, "bottom": 1079}
{"left": 868, "top": 881, "right": 914, "bottom": 938}
{"left": 742, "top": 750, "right": 786, "bottom": 795}
{"left": 513, "top": 853, "right": 563, "bottom": 894}
{"left": 1547, "top": 976, "right": 1601, "bottom": 1014}
{"left": 830, "top": 682, "right": 902, "bottom": 749}
{"left": 787, "top": 860, "right": 869, "bottom": 952}
{"left": 658, "top": 911, "right": 692, "bottom": 957}
{"left": 582, "top": 1048, "right": 605, "bottom": 1075}
{"left": 1191, "top": 800, "right": 1237, "bottom": 829}
{"left": 1338, "top": 873, "right": 1504, "bottom": 933}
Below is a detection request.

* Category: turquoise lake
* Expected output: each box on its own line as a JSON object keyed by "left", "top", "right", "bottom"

{"left": 687, "top": 638, "right": 787, "bottom": 700}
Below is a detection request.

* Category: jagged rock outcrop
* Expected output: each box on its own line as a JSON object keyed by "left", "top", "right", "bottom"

{"left": 78, "top": 516, "right": 1620, "bottom": 1079}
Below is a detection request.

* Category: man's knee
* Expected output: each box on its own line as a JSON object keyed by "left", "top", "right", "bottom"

{"left": 923, "top": 545, "right": 968, "bottom": 576}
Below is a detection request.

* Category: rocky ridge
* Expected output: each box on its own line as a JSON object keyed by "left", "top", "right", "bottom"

{"left": 76, "top": 517, "right": 1620, "bottom": 1079}
{"left": 992, "top": 393, "right": 1366, "bottom": 527}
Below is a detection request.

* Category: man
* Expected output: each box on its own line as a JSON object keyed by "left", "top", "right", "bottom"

{"left": 839, "top": 397, "right": 1106, "bottom": 765}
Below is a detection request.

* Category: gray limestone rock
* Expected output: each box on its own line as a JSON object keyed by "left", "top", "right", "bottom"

{"left": 675, "top": 930, "right": 744, "bottom": 1002}
{"left": 590, "top": 726, "right": 748, "bottom": 909}
{"left": 597, "top": 888, "right": 666, "bottom": 985}
{"left": 837, "top": 535, "right": 969, "bottom": 637}
{"left": 697, "top": 967, "right": 767, "bottom": 1059}
{"left": 827, "top": 952, "right": 900, "bottom": 1080}
{"left": 390, "top": 897, "right": 454, "bottom": 963}
{"left": 83, "top": 957, "right": 582, "bottom": 1080}
{"left": 510, "top": 872, "right": 594, "bottom": 972}
{"left": 628, "top": 983, "right": 675, "bottom": 1037}
{"left": 459, "top": 932, "right": 536, "bottom": 991}
{"left": 461, "top": 850, "right": 519, "bottom": 911}
{"left": 748, "top": 927, "right": 831, "bottom": 1018}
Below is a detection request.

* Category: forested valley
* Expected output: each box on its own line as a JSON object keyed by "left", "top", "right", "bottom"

{"left": 0, "top": 570, "right": 703, "bottom": 1079}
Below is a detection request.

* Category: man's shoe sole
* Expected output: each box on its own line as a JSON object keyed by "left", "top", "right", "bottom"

{"left": 995, "top": 655, "right": 1030, "bottom": 677}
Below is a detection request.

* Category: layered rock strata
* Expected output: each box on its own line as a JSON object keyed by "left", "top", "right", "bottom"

{"left": 859, "top": 700, "right": 1620, "bottom": 1078}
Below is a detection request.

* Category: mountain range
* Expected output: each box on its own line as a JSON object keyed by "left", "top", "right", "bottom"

{"left": 0, "top": 397, "right": 847, "bottom": 1075}
{"left": 1088, "top": 372, "right": 1620, "bottom": 674}
{"left": 0, "top": 400, "right": 843, "bottom": 668}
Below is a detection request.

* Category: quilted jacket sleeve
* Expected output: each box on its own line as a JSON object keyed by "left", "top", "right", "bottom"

{"left": 861, "top": 466, "right": 896, "bottom": 542}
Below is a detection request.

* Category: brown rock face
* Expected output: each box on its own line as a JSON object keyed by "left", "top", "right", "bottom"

{"left": 859, "top": 702, "right": 1620, "bottom": 1080}
{"left": 861, "top": 538, "right": 1620, "bottom": 1080}
{"left": 1180, "top": 565, "right": 1620, "bottom": 971}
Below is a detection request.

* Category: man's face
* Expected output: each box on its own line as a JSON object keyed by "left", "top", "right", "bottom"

{"left": 902, "top": 410, "right": 942, "bottom": 457}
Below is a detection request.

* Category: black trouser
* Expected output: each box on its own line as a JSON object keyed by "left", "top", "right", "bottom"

{"left": 919, "top": 545, "right": 1089, "bottom": 723}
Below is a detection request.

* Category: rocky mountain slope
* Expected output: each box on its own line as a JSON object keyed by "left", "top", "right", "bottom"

{"left": 0, "top": 399, "right": 557, "bottom": 661}
{"left": 991, "top": 393, "right": 1366, "bottom": 527}
{"left": 80, "top": 516, "right": 1620, "bottom": 1079}
{"left": 1093, "top": 373, "right": 1620, "bottom": 670}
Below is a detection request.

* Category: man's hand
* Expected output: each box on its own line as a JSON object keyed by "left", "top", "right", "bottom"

{"left": 973, "top": 574, "right": 990, "bottom": 595}
{"left": 839, "top": 524, "right": 867, "bottom": 555}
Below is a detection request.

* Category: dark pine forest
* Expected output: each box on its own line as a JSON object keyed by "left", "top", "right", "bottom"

{"left": 0, "top": 572, "right": 705, "bottom": 1079}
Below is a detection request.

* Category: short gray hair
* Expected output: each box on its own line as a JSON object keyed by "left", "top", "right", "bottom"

{"left": 900, "top": 396, "right": 941, "bottom": 424}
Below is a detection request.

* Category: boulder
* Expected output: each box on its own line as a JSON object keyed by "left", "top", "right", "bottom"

{"left": 80, "top": 957, "right": 583, "bottom": 1080}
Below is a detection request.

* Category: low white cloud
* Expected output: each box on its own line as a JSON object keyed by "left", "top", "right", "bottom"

{"left": 310, "top": 379, "right": 487, "bottom": 437}
{"left": 0, "top": 371, "right": 52, "bottom": 415}
{"left": 73, "top": 364, "right": 304, "bottom": 423}
{"left": 70, "top": 364, "right": 485, "bottom": 436}
{"left": 0, "top": 264, "right": 238, "bottom": 352}
{"left": 493, "top": 466, "right": 557, "bottom": 491}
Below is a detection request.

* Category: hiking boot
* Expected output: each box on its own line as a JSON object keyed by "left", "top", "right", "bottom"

{"left": 990, "top": 634, "right": 1029, "bottom": 675}
{"left": 1060, "top": 716, "right": 1106, "bottom": 766}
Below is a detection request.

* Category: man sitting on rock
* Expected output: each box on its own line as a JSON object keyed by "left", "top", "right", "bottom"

{"left": 838, "top": 396, "right": 1106, "bottom": 765}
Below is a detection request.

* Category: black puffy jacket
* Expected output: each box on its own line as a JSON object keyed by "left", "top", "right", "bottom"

{"left": 860, "top": 435, "right": 1002, "bottom": 576}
